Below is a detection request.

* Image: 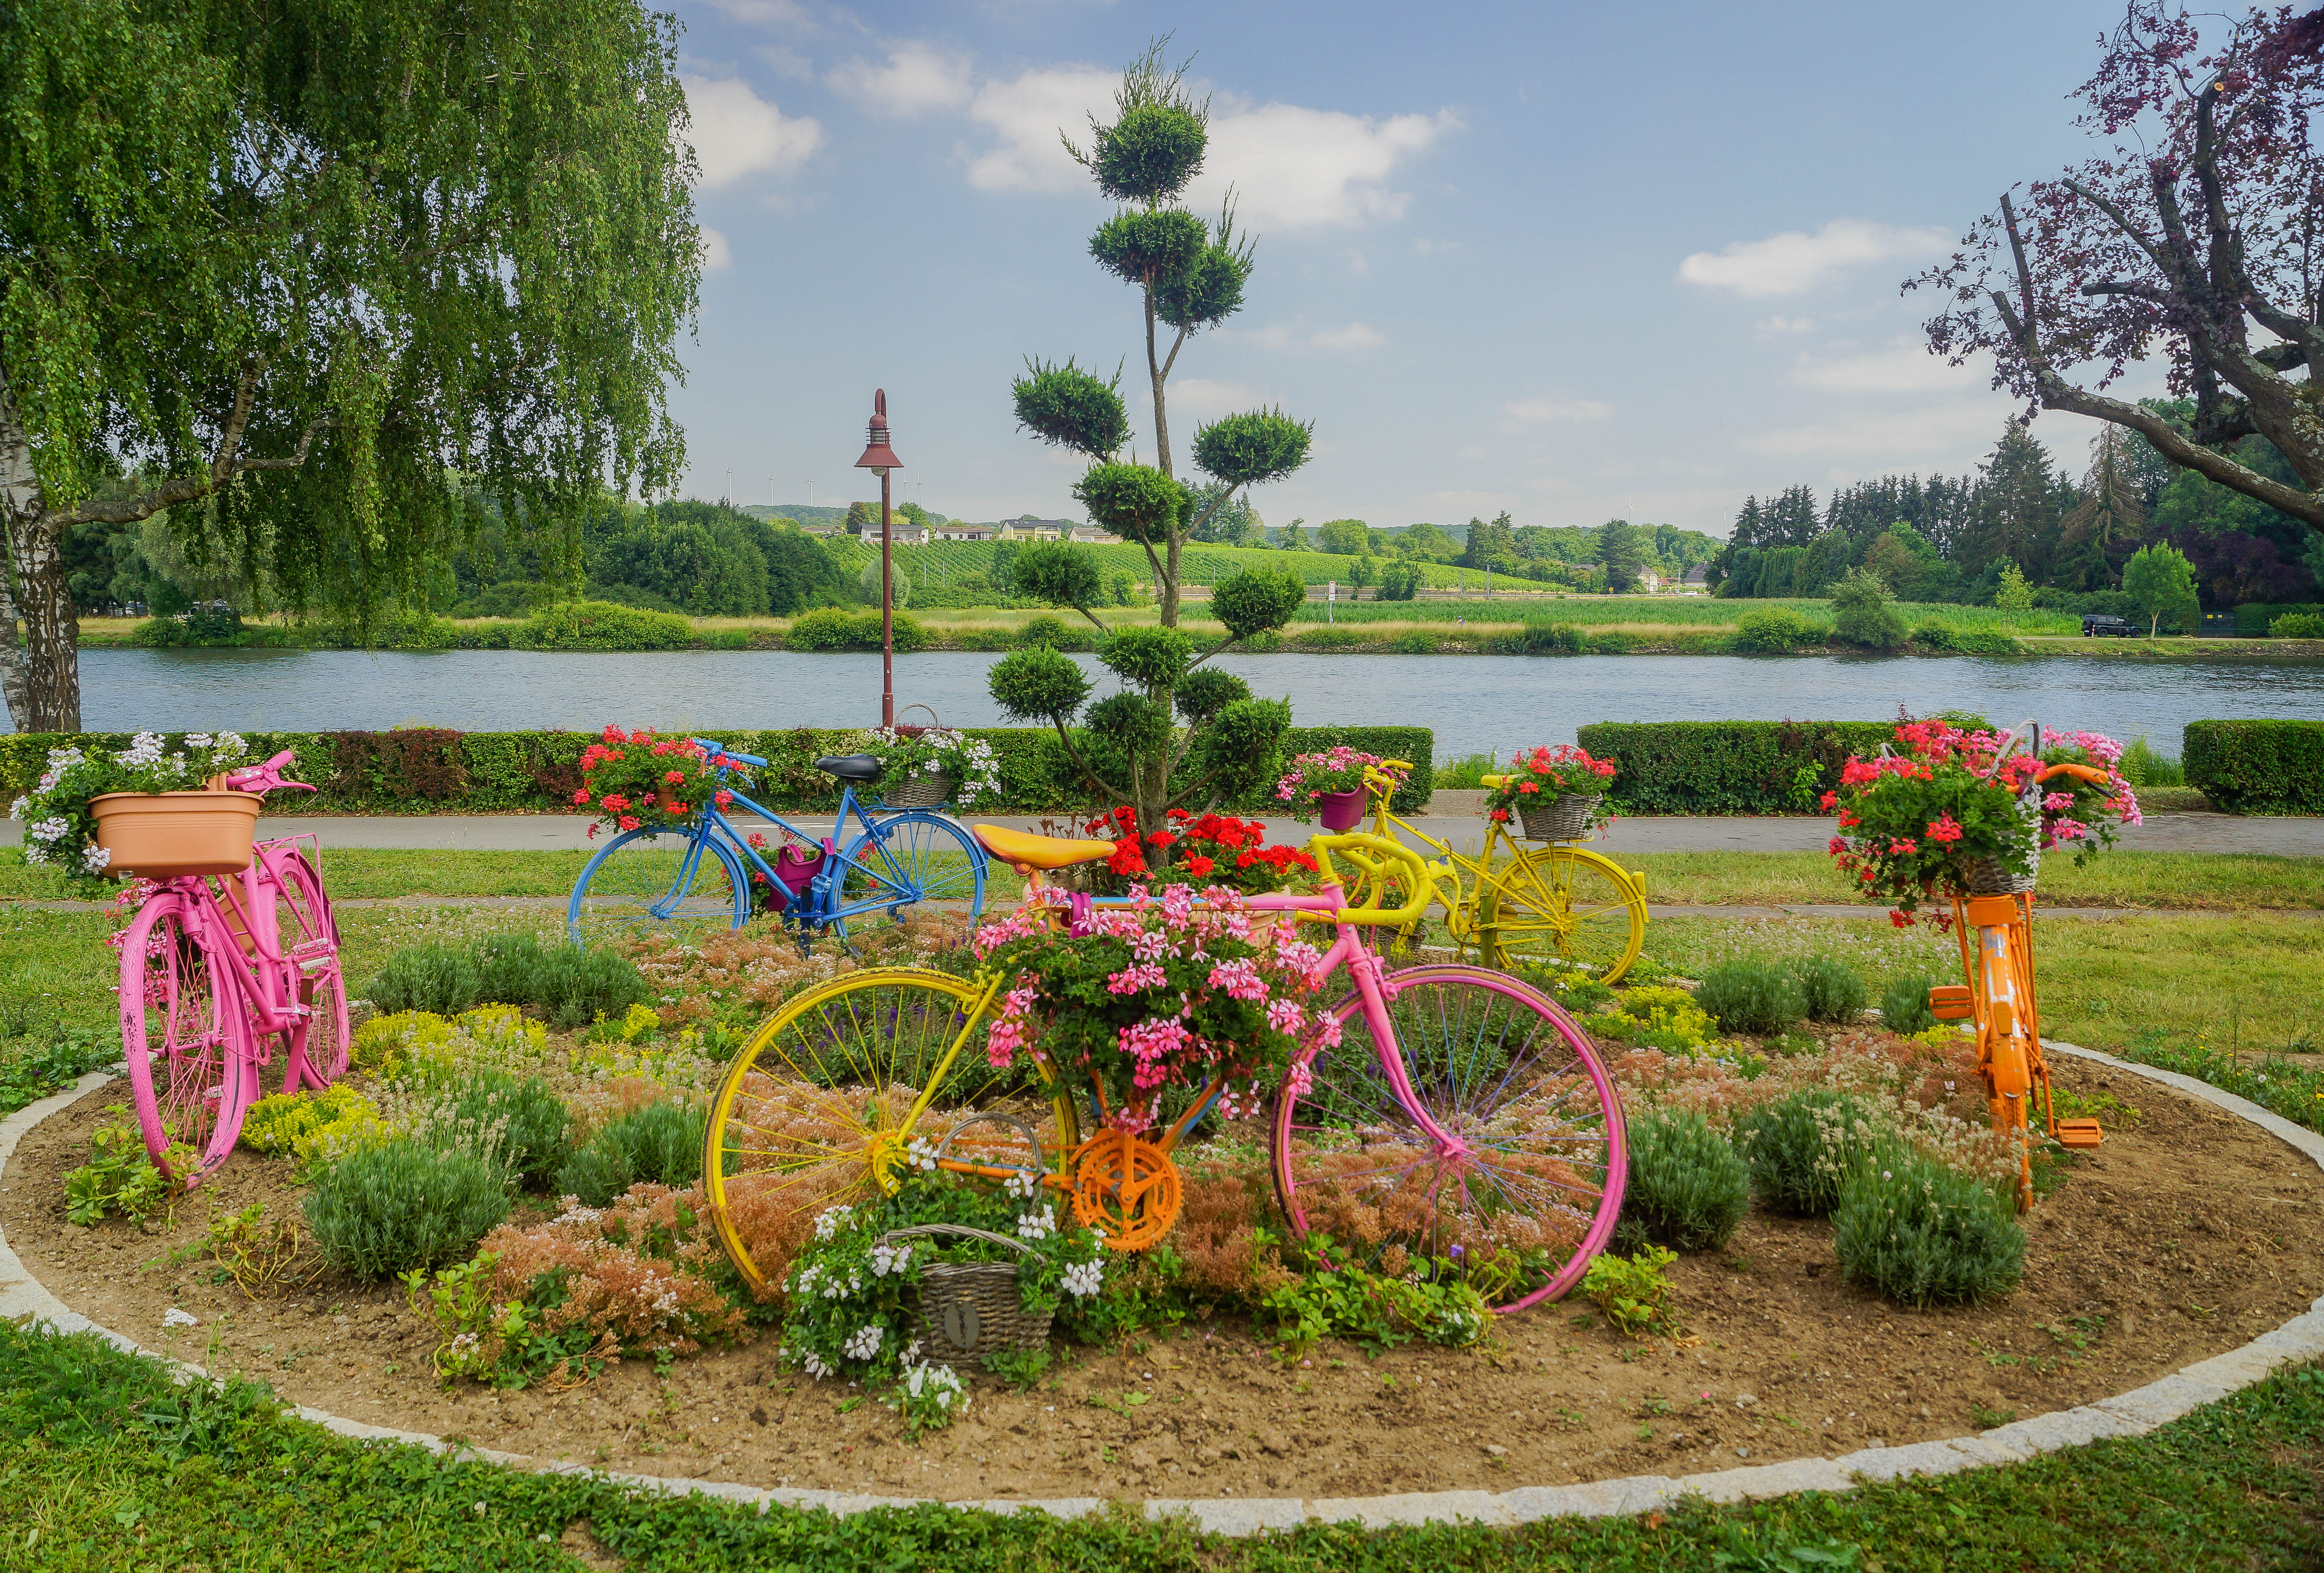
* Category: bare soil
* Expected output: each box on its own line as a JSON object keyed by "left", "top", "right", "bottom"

{"left": 11, "top": 1055, "right": 2324, "bottom": 1503}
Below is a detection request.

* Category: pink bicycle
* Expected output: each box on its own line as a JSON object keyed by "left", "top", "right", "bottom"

{"left": 113, "top": 751, "right": 348, "bottom": 1181}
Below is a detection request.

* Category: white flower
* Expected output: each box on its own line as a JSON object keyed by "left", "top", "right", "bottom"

{"left": 183, "top": 733, "right": 213, "bottom": 750}
{"left": 7, "top": 797, "right": 27, "bottom": 820}
{"left": 843, "top": 1323, "right": 885, "bottom": 1361}
{"left": 869, "top": 1241, "right": 913, "bottom": 1277}
{"left": 906, "top": 1136, "right": 938, "bottom": 1173}
{"left": 116, "top": 731, "right": 166, "bottom": 768}
{"left": 1017, "top": 1205, "right": 1056, "bottom": 1242}
{"left": 27, "top": 817, "right": 70, "bottom": 845}
{"left": 1061, "top": 1260, "right": 1104, "bottom": 1299}
{"left": 163, "top": 1307, "right": 197, "bottom": 1328}
{"left": 812, "top": 1204, "right": 855, "bottom": 1241}
{"left": 81, "top": 844, "right": 111, "bottom": 873}
{"left": 216, "top": 731, "right": 245, "bottom": 754}
{"left": 800, "top": 1350, "right": 835, "bottom": 1379}
{"left": 1002, "top": 1170, "right": 1039, "bottom": 1201}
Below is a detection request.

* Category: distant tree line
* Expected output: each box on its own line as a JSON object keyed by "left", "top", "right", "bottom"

{"left": 1290, "top": 512, "right": 1720, "bottom": 595}
{"left": 1717, "top": 405, "right": 2324, "bottom": 613}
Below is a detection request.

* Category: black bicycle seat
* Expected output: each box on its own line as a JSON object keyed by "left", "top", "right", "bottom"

{"left": 814, "top": 754, "right": 884, "bottom": 782}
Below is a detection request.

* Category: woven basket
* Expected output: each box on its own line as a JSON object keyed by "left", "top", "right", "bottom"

{"left": 1518, "top": 792, "right": 1600, "bottom": 842}
{"left": 1966, "top": 847, "right": 2040, "bottom": 895}
{"left": 883, "top": 771, "right": 953, "bottom": 809}
{"left": 887, "top": 1223, "right": 1051, "bottom": 1359}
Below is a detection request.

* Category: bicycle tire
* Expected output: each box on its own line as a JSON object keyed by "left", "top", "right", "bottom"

{"left": 1476, "top": 845, "right": 1647, "bottom": 985}
{"left": 832, "top": 811, "right": 988, "bottom": 940}
{"left": 1270, "top": 963, "right": 1625, "bottom": 1313}
{"left": 702, "top": 968, "right": 1072, "bottom": 1296}
{"left": 568, "top": 825, "right": 749, "bottom": 947}
{"left": 264, "top": 847, "right": 350, "bottom": 1092}
{"left": 1972, "top": 914, "right": 2039, "bottom": 1210}
{"left": 119, "top": 891, "right": 251, "bottom": 1181}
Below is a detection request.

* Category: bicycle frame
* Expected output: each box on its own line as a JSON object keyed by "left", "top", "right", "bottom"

{"left": 156, "top": 838, "right": 335, "bottom": 1094}
{"left": 678, "top": 748, "right": 962, "bottom": 929}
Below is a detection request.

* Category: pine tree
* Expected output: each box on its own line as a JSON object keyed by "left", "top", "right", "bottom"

{"left": 2057, "top": 428, "right": 2151, "bottom": 589}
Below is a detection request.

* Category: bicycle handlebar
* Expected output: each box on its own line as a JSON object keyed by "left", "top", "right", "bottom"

{"left": 689, "top": 738, "right": 767, "bottom": 770}
{"left": 1309, "top": 832, "right": 1434, "bottom": 927}
{"left": 220, "top": 749, "right": 314, "bottom": 796}
{"left": 2037, "top": 761, "right": 2112, "bottom": 787}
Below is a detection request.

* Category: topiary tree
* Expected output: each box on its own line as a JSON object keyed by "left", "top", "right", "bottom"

{"left": 992, "top": 36, "right": 1317, "bottom": 859}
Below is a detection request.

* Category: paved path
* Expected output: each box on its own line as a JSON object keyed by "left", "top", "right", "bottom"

{"left": 9, "top": 807, "right": 2318, "bottom": 856}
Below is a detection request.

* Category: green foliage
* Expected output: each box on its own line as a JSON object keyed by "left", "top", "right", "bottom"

{"left": 1487, "top": 622, "right": 1588, "bottom": 656}
{"left": 369, "top": 931, "right": 648, "bottom": 1029}
{"left": 0, "top": 1010, "right": 115, "bottom": 1118}
{"left": 1193, "top": 410, "right": 1313, "bottom": 488}
{"left": 1829, "top": 567, "right": 1907, "bottom": 651}
{"left": 1734, "top": 1090, "right": 1884, "bottom": 1217}
{"left": 554, "top": 1099, "right": 707, "bottom": 1206}
{"left": 1098, "top": 627, "right": 1195, "bottom": 689}
{"left": 2123, "top": 543, "right": 2201, "bottom": 634}
{"left": 1579, "top": 1244, "right": 1679, "bottom": 1337}
{"left": 510, "top": 601, "right": 691, "bottom": 652}
{"left": 1010, "top": 540, "right": 1104, "bottom": 616}
{"left": 1879, "top": 974, "right": 1941, "bottom": 1035}
{"left": 434, "top": 1068, "right": 572, "bottom": 1188}
{"left": 1015, "top": 615, "right": 1070, "bottom": 648}
{"left": 1259, "top": 1245, "right": 1487, "bottom": 1354}
{"left": 1732, "top": 606, "right": 1826, "bottom": 653}
{"left": 1693, "top": 961, "right": 1804, "bottom": 1035}
{"left": 302, "top": 1137, "right": 510, "bottom": 1279}
{"left": 2185, "top": 720, "right": 2324, "bottom": 812}
{"left": 2271, "top": 612, "right": 2324, "bottom": 638}
{"left": 1375, "top": 558, "right": 1423, "bottom": 599}
{"left": 1090, "top": 207, "right": 1209, "bottom": 285}
{"left": 1616, "top": 1110, "right": 1750, "bottom": 1253}
{"left": 988, "top": 645, "right": 1095, "bottom": 725}
{"left": 1073, "top": 463, "right": 1187, "bottom": 544}
{"left": 1209, "top": 563, "right": 1307, "bottom": 642}
{"left": 63, "top": 1107, "right": 184, "bottom": 1227}
{"left": 1791, "top": 956, "right": 1868, "bottom": 1022}
{"left": 1911, "top": 618, "right": 2021, "bottom": 654}
{"left": 785, "top": 607, "right": 860, "bottom": 651}
{"left": 1435, "top": 751, "right": 1497, "bottom": 788}
{"left": 1834, "top": 1157, "right": 2026, "bottom": 1308}
{"left": 1576, "top": 720, "right": 1953, "bottom": 815}
{"left": 2117, "top": 735, "right": 2185, "bottom": 788}
{"left": 1172, "top": 667, "right": 1250, "bottom": 724}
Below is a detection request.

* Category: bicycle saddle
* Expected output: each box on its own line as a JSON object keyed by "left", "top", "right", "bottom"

{"left": 814, "top": 754, "right": 884, "bottom": 782}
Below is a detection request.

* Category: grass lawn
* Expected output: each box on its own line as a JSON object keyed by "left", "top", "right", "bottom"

{"left": 1627, "top": 849, "right": 2324, "bottom": 912}
{"left": 5, "top": 1313, "right": 2324, "bottom": 1570}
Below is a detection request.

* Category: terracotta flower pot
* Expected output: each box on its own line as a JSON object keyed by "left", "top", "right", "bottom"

{"left": 1318, "top": 789, "right": 1366, "bottom": 833}
{"left": 90, "top": 790, "right": 262, "bottom": 879}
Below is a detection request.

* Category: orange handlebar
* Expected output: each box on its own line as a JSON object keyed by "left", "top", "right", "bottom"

{"left": 2036, "top": 761, "right": 2112, "bottom": 787}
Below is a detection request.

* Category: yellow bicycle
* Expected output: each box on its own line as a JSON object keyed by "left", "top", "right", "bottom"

{"left": 1354, "top": 759, "right": 1649, "bottom": 985}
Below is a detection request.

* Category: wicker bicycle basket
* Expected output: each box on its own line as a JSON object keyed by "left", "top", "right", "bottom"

{"left": 886, "top": 1223, "right": 1051, "bottom": 1360}
{"left": 1518, "top": 792, "right": 1601, "bottom": 842}
{"left": 1966, "top": 847, "right": 2040, "bottom": 896}
{"left": 882, "top": 771, "right": 954, "bottom": 809}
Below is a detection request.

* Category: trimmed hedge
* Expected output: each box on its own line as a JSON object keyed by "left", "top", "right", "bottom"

{"left": 2184, "top": 720, "right": 2324, "bottom": 814}
{"left": 1575, "top": 720, "right": 1906, "bottom": 814}
{"left": 1, "top": 725, "right": 1432, "bottom": 816}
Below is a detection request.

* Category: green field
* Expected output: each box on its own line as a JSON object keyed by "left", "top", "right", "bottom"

{"left": 825, "top": 535, "right": 1478, "bottom": 593}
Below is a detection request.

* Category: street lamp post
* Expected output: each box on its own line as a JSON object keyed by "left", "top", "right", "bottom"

{"left": 854, "top": 389, "right": 905, "bottom": 729}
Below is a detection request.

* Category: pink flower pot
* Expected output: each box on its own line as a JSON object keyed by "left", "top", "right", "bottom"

{"left": 1318, "top": 788, "right": 1367, "bottom": 833}
{"left": 775, "top": 845, "right": 825, "bottom": 899}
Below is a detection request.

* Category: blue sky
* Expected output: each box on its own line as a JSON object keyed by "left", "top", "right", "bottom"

{"left": 667, "top": 0, "right": 2159, "bottom": 536}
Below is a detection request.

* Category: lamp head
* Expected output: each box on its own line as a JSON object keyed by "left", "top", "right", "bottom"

{"left": 854, "top": 388, "right": 903, "bottom": 473}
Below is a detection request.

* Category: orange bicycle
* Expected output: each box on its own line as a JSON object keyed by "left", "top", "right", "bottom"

{"left": 1926, "top": 724, "right": 2108, "bottom": 1208}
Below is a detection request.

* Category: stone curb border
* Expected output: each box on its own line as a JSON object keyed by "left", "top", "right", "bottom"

{"left": 7, "top": 1044, "right": 2324, "bottom": 1538}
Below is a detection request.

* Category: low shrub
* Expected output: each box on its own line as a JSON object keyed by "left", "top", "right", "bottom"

{"left": 370, "top": 944, "right": 484, "bottom": 1017}
{"left": 555, "top": 1098, "right": 706, "bottom": 1206}
{"left": 2271, "top": 612, "right": 2324, "bottom": 639}
{"left": 1693, "top": 961, "right": 1802, "bottom": 1035}
{"left": 1834, "top": 1156, "right": 2026, "bottom": 1307}
{"left": 1578, "top": 1245, "right": 1679, "bottom": 1337}
{"left": 1733, "top": 1089, "right": 1886, "bottom": 1216}
{"left": 1594, "top": 986, "right": 1721, "bottom": 1054}
{"left": 509, "top": 600, "right": 691, "bottom": 652}
{"left": 240, "top": 1083, "right": 374, "bottom": 1158}
{"left": 1732, "top": 607, "right": 1824, "bottom": 654}
{"left": 1879, "top": 974, "right": 1940, "bottom": 1035}
{"left": 2184, "top": 719, "right": 2324, "bottom": 813}
{"left": 1433, "top": 751, "right": 1496, "bottom": 789}
{"left": 1616, "top": 1109, "right": 1749, "bottom": 1253}
{"left": 418, "top": 1068, "right": 571, "bottom": 1188}
{"left": 1489, "top": 622, "right": 1586, "bottom": 656}
{"left": 1390, "top": 630, "right": 1441, "bottom": 654}
{"left": 63, "top": 1108, "right": 184, "bottom": 1227}
{"left": 1791, "top": 956, "right": 1867, "bottom": 1023}
{"left": 1016, "top": 615, "right": 1070, "bottom": 648}
{"left": 2116, "top": 735, "right": 2184, "bottom": 788}
{"left": 1830, "top": 568, "right": 1906, "bottom": 652}
{"left": 304, "top": 1138, "right": 510, "bottom": 1278}
{"left": 369, "top": 933, "right": 649, "bottom": 1029}
{"left": 785, "top": 607, "right": 859, "bottom": 651}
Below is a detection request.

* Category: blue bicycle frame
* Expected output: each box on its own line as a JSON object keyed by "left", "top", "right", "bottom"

{"left": 565, "top": 739, "right": 987, "bottom": 945}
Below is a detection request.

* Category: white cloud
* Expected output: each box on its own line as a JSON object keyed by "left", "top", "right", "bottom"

{"left": 682, "top": 77, "right": 822, "bottom": 188}
{"left": 960, "top": 68, "right": 1454, "bottom": 229}
{"left": 965, "top": 66, "right": 1118, "bottom": 193}
{"left": 1502, "top": 397, "right": 1614, "bottom": 426}
{"left": 1677, "top": 219, "right": 1950, "bottom": 298}
{"left": 1756, "top": 315, "right": 1816, "bottom": 336}
{"left": 830, "top": 42, "right": 973, "bottom": 116}
{"left": 701, "top": 0, "right": 812, "bottom": 26}
{"left": 759, "top": 46, "right": 816, "bottom": 82}
{"left": 1413, "top": 238, "right": 1463, "bottom": 256}
{"left": 1168, "top": 378, "right": 1264, "bottom": 418}
{"left": 700, "top": 227, "right": 732, "bottom": 273}
{"left": 1738, "top": 401, "right": 2006, "bottom": 459}
{"left": 1186, "top": 102, "right": 1459, "bottom": 231}
{"left": 1308, "top": 322, "right": 1384, "bottom": 352}
{"left": 1788, "top": 336, "right": 1981, "bottom": 395}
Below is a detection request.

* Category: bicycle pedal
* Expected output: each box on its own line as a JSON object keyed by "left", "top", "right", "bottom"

{"left": 1928, "top": 985, "right": 1974, "bottom": 1021}
{"left": 2053, "top": 1118, "right": 2103, "bottom": 1149}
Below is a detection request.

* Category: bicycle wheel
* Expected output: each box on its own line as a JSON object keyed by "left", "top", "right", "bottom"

{"left": 568, "top": 825, "right": 748, "bottom": 947}
{"left": 265, "top": 848, "right": 349, "bottom": 1090}
{"left": 1271, "top": 963, "right": 1625, "bottom": 1313}
{"left": 1477, "top": 846, "right": 1646, "bottom": 986}
{"left": 702, "top": 969, "right": 1071, "bottom": 1296}
{"left": 834, "top": 811, "right": 988, "bottom": 936}
{"left": 1974, "top": 916, "right": 2039, "bottom": 1210}
{"left": 119, "top": 893, "right": 251, "bottom": 1181}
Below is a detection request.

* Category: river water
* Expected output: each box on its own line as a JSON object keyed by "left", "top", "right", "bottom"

{"left": 35, "top": 647, "right": 2324, "bottom": 759}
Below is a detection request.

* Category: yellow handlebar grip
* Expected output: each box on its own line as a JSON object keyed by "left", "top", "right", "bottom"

{"left": 1309, "top": 832, "right": 1434, "bottom": 927}
{"left": 1379, "top": 757, "right": 1414, "bottom": 772}
{"left": 1479, "top": 774, "right": 1509, "bottom": 790}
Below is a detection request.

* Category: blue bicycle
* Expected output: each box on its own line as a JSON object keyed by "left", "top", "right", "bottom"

{"left": 566, "top": 740, "right": 987, "bottom": 948}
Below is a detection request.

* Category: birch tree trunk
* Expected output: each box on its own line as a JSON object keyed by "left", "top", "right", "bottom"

{"left": 0, "top": 384, "right": 77, "bottom": 733}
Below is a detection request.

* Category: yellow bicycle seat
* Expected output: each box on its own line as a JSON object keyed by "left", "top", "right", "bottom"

{"left": 973, "top": 823, "right": 1117, "bottom": 871}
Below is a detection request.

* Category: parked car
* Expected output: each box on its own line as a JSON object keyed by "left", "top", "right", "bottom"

{"left": 2082, "top": 613, "right": 2134, "bottom": 637}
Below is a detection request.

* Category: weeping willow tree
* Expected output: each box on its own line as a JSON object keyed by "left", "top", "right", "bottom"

{"left": 0, "top": 0, "right": 700, "bottom": 731}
